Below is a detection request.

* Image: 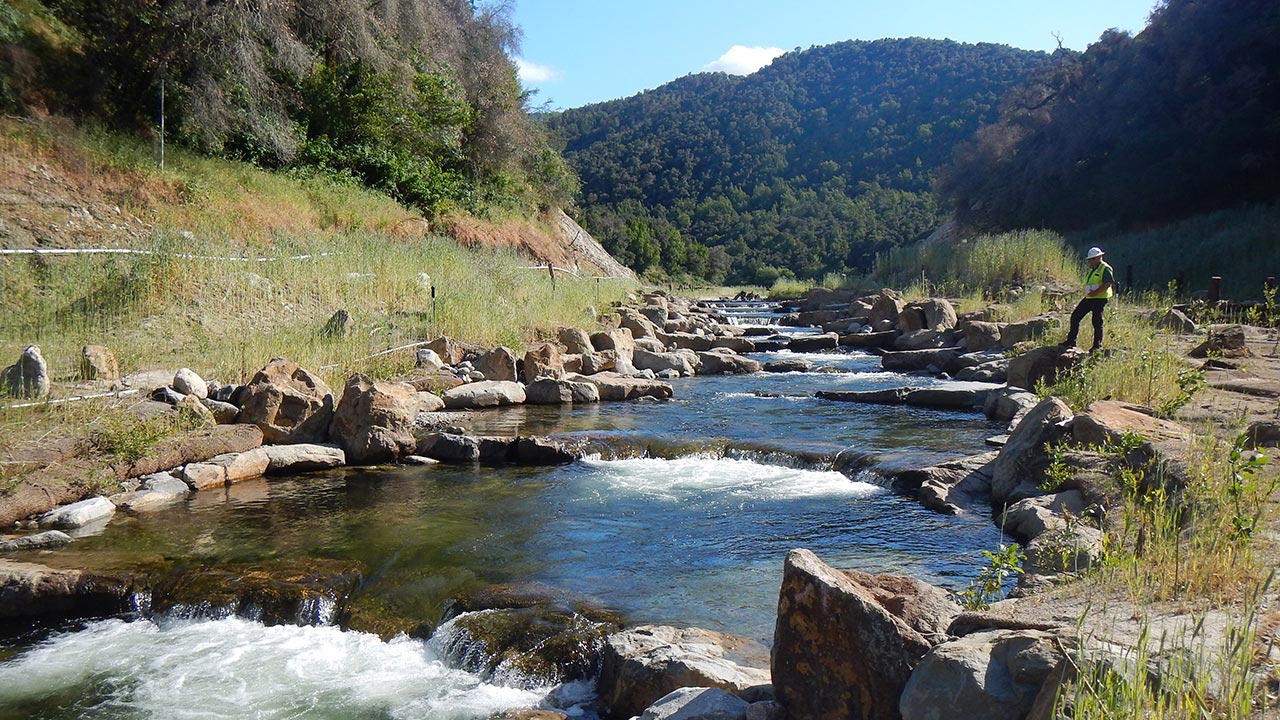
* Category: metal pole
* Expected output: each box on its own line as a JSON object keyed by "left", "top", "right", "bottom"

{"left": 159, "top": 79, "right": 165, "bottom": 170}
{"left": 1208, "top": 276, "right": 1222, "bottom": 304}
{"left": 431, "top": 285, "right": 436, "bottom": 323}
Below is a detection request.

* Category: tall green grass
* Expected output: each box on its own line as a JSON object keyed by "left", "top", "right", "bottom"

{"left": 874, "top": 229, "right": 1078, "bottom": 294}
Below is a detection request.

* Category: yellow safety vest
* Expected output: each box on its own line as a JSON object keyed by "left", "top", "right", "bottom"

{"left": 1085, "top": 261, "right": 1113, "bottom": 299}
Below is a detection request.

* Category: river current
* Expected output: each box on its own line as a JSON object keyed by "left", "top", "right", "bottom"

{"left": 0, "top": 312, "right": 1007, "bottom": 718}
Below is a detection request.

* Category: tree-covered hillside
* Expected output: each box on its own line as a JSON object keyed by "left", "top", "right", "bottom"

{"left": 938, "top": 0, "right": 1280, "bottom": 234}
{"left": 546, "top": 38, "right": 1050, "bottom": 284}
{"left": 0, "top": 0, "right": 576, "bottom": 217}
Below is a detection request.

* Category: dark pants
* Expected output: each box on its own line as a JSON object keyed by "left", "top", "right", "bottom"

{"left": 1066, "top": 298, "right": 1108, "bottom": 349}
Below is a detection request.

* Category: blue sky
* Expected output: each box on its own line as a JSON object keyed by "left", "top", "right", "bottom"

{"left": 510, "top": 0, "right": 1159, "bottom": 110}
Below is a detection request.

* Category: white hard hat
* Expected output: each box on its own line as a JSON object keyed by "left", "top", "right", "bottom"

{"left": 1085, "top": 247, "right": 1105, "bottom": 259}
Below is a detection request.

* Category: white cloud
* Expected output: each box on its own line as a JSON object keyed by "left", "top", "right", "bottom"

{"left": 515, "top": 57, "right": 559, "bottom": 84}
{"left": 702, "top": 45, "right": 786, "bottom": 75}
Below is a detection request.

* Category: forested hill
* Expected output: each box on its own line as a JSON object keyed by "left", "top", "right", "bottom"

{"left": 938, "top": 0, "right": 1280, "bottom": 234}
{"left": 546, "top": 39, "right": 1050, "bottom": 284}
{"left": 0, "top": 0, "right": 576, "bottom": 218}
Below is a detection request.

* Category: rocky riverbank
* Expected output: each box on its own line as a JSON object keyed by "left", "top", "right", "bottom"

{"left": 3, "top": 287, "right": 1279, "bottom": 720}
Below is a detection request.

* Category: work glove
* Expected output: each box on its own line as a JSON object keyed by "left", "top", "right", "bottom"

{"left": 1085, "top": 284, "right": 1100, "bottom": 294}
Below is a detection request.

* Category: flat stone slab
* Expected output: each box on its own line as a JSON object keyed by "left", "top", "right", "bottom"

{"left": 38, "top": 496, "right": 116, "bottom": 529}
{"left": 263, "top": 443, "right": 347, "bottom": 473}
{"left": 817, "top": 388, "right": 915, "bottom": 405}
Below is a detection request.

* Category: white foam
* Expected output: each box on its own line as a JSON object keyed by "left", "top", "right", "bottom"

{"left": 580, "top": 455, "right": 882, "bottom": 502}
{"left": 0, "top": 617, "right": 558, "bottom": 719}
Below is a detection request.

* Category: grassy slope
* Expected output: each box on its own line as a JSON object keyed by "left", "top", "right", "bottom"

{"left": 0, "top": 118, "right": 636, "bottom": 391}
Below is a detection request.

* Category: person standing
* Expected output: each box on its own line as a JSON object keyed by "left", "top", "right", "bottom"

{"left": 1062, "top": 247, "right": 1114, "bottom": 351}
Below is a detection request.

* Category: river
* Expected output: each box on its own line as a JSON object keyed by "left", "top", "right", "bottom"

{"left": 0, "top": 308, "right": 1007, "bottom": 719}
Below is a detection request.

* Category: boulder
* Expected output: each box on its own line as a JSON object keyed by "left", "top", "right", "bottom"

{"left": 1157, "top": 308, "right": 1196, "bottom": 335}
{"left": 695, "top": 351, "right": 761, "bottom": 375}
{"left": 38, "top": 496, "right": 116, "bottom": 529}
{"left": 173, "top": 368, "right": 208, "bottom": 399}
{"left": 570, "top": 372, "right": 673, "bottom": 401}
{"left": 1070, "top": 400, "right": 1191, "bottom": 448}
{"left": 328, "top": 375, "right": 421, "bottom": 464}
{"left": 638, "top": 687, "right": 749, "bottom": 720}
{"left": 263, "top": 443, "right": 346, "bottom": 473}
{"left": 516, "top": 437, "right": 577, "bottom": 465}
{"left": 182, "top": 448, "right": 271, "bottom": 488}
{"left": 140, "top": 472, "right": 191, "bottom": 495}
{"left": 417, "top": 392, "right": 445, "bottom": 412}
{"left": 522, "top": 343, "right": 564, "bottom": 383}
{"left": 0, "top": 531, "right": 73, "bottom": 553}
{"left": 203, "top": 398, "right": 241, "bottom": 424}
{"left": 1, "top": 345, "right": 49, "bottom": 400}
{"left": 894, "top": 330, "right": 954, "bottom": 351}
{"left": 592, "top": 328, "right": 637, "bottom": 364}
{"left": 79, "top": 345, "right": 120, "bottom": 382}
{"left": 175, "top": 394, "right": 217, "bottom": 427}
{"left": 711, "top": 337, "right": 756, "bottom": 353}
{"left": 441, "top": 380, "right": 527, "bottom": 409}
{"left": 817, "top": 388, "right": 912, "bottom": 405}
{"left": 1189, "top": 324, "right": 1250, "bottom": 358}
{"left": 954, "top": 358, "right": 1009, "bottom": 384}
{"left": 418, "top": 432, "right": 481, "bottom": 462}
{"left": 558, "top": 327, "right": 595, "bottom": 355}
{"left": 1007, "top": 346, "right": 1084, "bottom": 391}
{"left": 635, "top": 349, "right": 697, "bottom": 376}
{"left": 1246, "top": 420, "right": 1280, "bottom": 449}
{"left": 999, "top": 317, "right": 1055, "bottom": 349}
{"left": 415, "top": 348, "right": 445, "bottom": 372}
{"left": 959, "top": 321, "right": 1002, "bottom": 353}
{"left": 788, "top": 333, "right": 840, "bottom": 353}
{"left": 473, "top": 347, "right": 518, "bottom": 383}
{"left": 619, "top": 307, "right": 660, "bottom": 339}
{"left": 1025, "top": 524, "right": 1106, "bottom": 575}
{"left": 773, "top": 549, "right": 938, "bottom": 720}
{"left": 236, "top": 359, "right": 335, "bottom": 444}
{"left": 898, "top": 299, "right": 957, "bottom": 333}
{"left": 982, "top": 388, "right": 1040, "bottom": 425}
{"left": 1000, "top": 491, "right": 1089, "bottom": 542}
{"left": 525, "top": 378, "right": 600, "bottom": 405}
{"left": 869, "top": 290, "right": 905, "bottom": 327}
{"left": 880, "top": 349, "right": 960, "bottom": 374}
{"left": 426, "top": 336, "right": 468, "bottom": 365}
{"left": 899, "top": 630, "right": 1066, "bottom": 720}
{"left": 989, "top": 397, "right": 1073, "bottom": 507}
{"left": 641, "top": 305, "right": 669, "bottom": 326}
{"left": 664, "top": 333, "right": 715, "bottom": 352}
{"left": 599, "top": 625, "right": 770, "bottom": 720}
{"left": 888, "top": 453, "right": 996, "bottom": 516}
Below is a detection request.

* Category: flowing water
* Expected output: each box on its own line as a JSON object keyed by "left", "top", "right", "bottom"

{"left": 0, "top": 315, "right": 1007, "bottom": 718}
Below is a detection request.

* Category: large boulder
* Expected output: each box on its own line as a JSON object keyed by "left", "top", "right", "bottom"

{"left": 1157, "top": 308, "right": 1196, "bottom": 335}
{"left": 263, "top": 444, "right": 346, "bottom": 473}
{"left": 38, "top": 496, "right": 116, "bottom": 529}
{"left": 869, "top": 290, "right": 906, "bottom": 327}
{"left": 893, "top": 330, "right": 954, "bottom": 351}
{"left": 899, "top": 299, "right": 957, "bottom": 333}
{"left": 426, "top": 335, "right": 470, "bottom": 365}
{"left": 1, "top": 345, "right": 49, "bottom": 400}
{"left": 598, "top": 625, "right": 770, "bottom": 720}
{"left": 959, "top": 321, "right": 1002, "bottom": 353}
{"left": 79, "top": 345, "right": 120, "bottom": 382}
{"left": 899, "top": 630, "right": 1066, "bottom": 720}
{"left": 788, "top": 333, "right": 840, "bottom": 353}
{"left": 522, "top": 343, "right": 564, "bottom": 384}
{"left": 903, "top": 387, "right": 990, "bottom": 411}
{"left": 0, "top": 560, "right": 131, "bottom": 620}
{"left": 441, "top": 380, "right": 527, "bottom": 409}
{"left": 1070, "top": 400, "right": 1191, "bottom": 448}
{"left": 558, "top": 327, "right": 595, "bottom": 355}
{"left": 524, "top": 378, "right": 600, "bottom": 405}
{"left": 983, "top": 388, "right": 1040, "bottom": 425}
{"left": 664, "top": 333, "right": 715, "bottom": 352}
{"left": 619, "top": 307, "right": 660, "bottom": 339}
{"left": 711, "top": 337, "right": 755, "bottom": 354}
{"left": 989, "top": 397, "right": 1073, "bottom": 507}
{"left": 887, "top": 453, "right": 996, "bottom": 516}
{"left": 634, "top": 348, "right": 697, "bottom": 376}
{"left": 1189, "top": 324, "right": 1250, "bottom": 358}
{"left": 181, "top": 448, "right": 271, "bottom": 489}
{"left": 695, "top": 351, "right": 761, "bottom": 376}
{"left": 568, "top": 372, "right": 673, "bottom": 402}
{"left": 592, "top": 328, "right": 637, "bottom": 365}
{"left": 236, "top": 359, "right": 335, "bottom": 444}
{"left": 773, "top": 549, "right": 942, "bottom": 720}
{"left": 1007, "top": 346, "right": 1084, "bottom": 391}
{"left": 841, "top": 330, "right": 901, "bottom": 349}
{"left": 328, "top": 375, "right": 421, "bottom": 464}
{"left": 1000, "top": 491, "right": 1089, "bottom": 542}
{"left": 476, "top": 347, "right": 519, "bottom": 382}
{"left": 999, "top": 317, "right": 1055, "bottom": 349}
